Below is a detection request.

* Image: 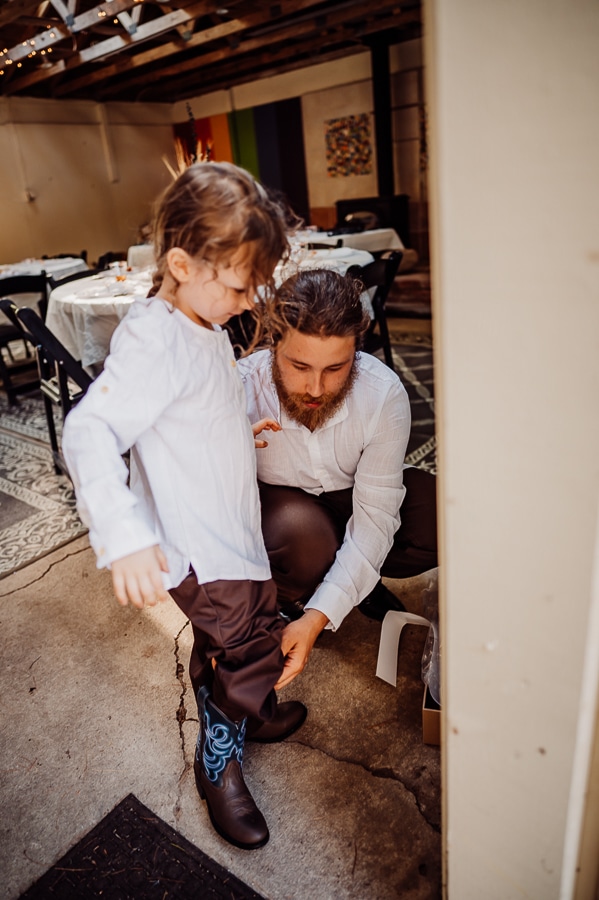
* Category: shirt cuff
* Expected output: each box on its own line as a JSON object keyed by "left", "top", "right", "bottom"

{"left": 89, "top": 511, "right": 161, "bottom": 570}
{"left": 304, "top": 582, "right": 355, "bottom": 632}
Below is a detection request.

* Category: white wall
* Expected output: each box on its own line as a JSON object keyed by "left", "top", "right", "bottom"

{"left": 301, "top": 80, "right": 377, "bottom": 209}
{"left": 178, "top": 51, "right": 422, "bottom": 216}
{"left": 0, "top": 49, "right": 421, "bottom": 266}
{"left": 424, "top": 0, "right": 599, "bottom": 896}
{"left": 175, "top": 53, "right": 373, "bottom": 119}
{"left": 0, "top": 97, "right": 175, "bottom": 265}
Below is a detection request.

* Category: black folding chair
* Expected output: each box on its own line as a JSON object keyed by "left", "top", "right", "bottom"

{"left": 42, "top": 251, "right": 88, "bottom": 264}
{"left": 0, "top": 272, "right": 48, "bottom": 320}
{"left": 15, "top": 305, "right": 94, "bottom": 475}
{"left": 0, "top": 294, "right": 40, "bottom": 404}
{"left": 346, "top": 250, "right": 403, "bottom": 371}
{"left": 46, "top": 269, "right": 98, "bottom": 293}
{"left": 97, "top": 250, "right": 127, "bottom": 271}
{"left": 305, "top": 238, "right": 343, "bottom": 250}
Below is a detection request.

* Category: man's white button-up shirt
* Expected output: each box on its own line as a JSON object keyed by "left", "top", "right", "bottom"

{"left": 238, "top": 349, "right": 411, "bottom": 629}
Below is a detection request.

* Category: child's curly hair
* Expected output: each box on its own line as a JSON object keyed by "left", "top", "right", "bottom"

{"left": 149, "top": 162, "right": 291, "bottom": 347}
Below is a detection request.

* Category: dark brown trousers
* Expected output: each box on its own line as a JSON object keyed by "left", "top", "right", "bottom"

{"left": 169, "top": 575, "right": 283, "bottom": 723}
{"left": 259, "top": 467, "right": 438, "bottom": 608}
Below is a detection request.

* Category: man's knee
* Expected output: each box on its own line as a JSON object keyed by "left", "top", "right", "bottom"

{"left": 259, "top": 483, "right": 340, "bottom": 596}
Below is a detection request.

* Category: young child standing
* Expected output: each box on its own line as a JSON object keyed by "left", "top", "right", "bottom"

{"left": 62, "top": 162, "right": 307, "bottom": 850}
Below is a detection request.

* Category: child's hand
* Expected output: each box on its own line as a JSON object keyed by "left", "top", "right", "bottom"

{"left": 111, "top": 546, "right": 170, "bottom": 609}
{"left": 252, "top": 417, "right": 281, "bottom": 448}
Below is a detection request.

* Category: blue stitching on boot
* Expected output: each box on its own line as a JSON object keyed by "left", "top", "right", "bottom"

{"left": 200, "top": 700, "right": 245, "bottom": 784}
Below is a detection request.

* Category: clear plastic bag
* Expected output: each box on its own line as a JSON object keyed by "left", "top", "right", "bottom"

{"left": 420, "top": 576, "right": 440, "bottom": 706}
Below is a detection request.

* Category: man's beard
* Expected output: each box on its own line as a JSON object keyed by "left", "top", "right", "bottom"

{"left": 271, "top": 352, "right": 357, "bottom": 431}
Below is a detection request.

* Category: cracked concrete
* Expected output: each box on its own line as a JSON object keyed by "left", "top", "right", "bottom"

{"left": 0, "top": 535, "right": 441, "bottom": 899}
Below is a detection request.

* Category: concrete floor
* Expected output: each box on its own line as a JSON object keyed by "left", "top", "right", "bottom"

{"left": 0, "top": 535, "right": 441, "bottom": 900}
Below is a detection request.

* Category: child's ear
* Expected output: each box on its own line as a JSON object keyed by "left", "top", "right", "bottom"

{"left": 166, "top": 247, "right": 194, "bottom": 283}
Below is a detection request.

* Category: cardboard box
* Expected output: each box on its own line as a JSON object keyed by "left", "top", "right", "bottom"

{"left": 422, "top": 686, "right": 441, "bottom": 745}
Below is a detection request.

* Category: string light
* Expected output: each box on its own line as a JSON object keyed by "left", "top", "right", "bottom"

{"left": 3, "top": 0, "right": 142, "bottom": 75}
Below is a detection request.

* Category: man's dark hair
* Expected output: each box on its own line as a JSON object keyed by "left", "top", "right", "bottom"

{"left": 271, "top": 268, "right": 370, "bottom": 348}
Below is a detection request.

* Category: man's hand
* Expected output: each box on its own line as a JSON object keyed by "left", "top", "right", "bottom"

{"left": 252, "top": 417, "right": 281, "bottom": 448}
{"left": 111, "top": 545, "right": 170, "bottom": 609}
{"left": 275, "top": 609, "right": 329, "bottom": 690}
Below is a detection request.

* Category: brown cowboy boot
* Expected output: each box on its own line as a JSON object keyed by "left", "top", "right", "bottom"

{"left": 246, "top": 700, "right": 307, "bottom": 743}
{"left": 194, "top": 687, "right": 269, "bottom": 850}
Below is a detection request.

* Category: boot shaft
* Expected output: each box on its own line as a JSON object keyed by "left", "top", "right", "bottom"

{"left": 197, "top": 686, "right": 246, "bottom": 785}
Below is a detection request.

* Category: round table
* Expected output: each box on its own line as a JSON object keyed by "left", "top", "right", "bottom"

{"left": 46, "top": 247, "right": 375, "bottom": 374}
{"left": 46, "top": 268, "right": 153, "bottom": 374}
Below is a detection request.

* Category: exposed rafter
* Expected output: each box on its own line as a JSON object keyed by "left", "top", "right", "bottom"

{"left": 0, "top": 0, "right": 422, "bottom": 103}
{"left": 98, "top": 4, "right": 421, "bottom": 102}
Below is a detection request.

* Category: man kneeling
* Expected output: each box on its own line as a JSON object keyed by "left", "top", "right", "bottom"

{"left": 238, "top": 268, "right": 438, "bottom": 690}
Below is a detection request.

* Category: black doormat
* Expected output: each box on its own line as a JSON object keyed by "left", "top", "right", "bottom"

{"left": 19, "top": 794, "right": 267, "bottom": 900}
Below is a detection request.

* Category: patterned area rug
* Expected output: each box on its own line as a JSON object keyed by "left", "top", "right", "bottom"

{"left": 0, "top": 340, "right": 435, "bottom": 578}
{"left": 0, "top": 391, "right": 86, "bottom": 579}
{"left": 390, "top": 342, "right": 436, "bottom": 474}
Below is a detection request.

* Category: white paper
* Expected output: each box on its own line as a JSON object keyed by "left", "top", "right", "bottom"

{"left": 375, "top": 610, "right": 431, "bottom": 686}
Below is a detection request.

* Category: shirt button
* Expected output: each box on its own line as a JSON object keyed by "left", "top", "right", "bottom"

{"left": 101, "top": 385, "right": 109, "bottom": 393}
{"left": 230, "top": 359, "right": 236, "bottom": 367}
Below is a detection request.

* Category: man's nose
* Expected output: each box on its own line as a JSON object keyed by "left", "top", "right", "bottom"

{"left": 306, "top": 371, "right": 325, "bottom": 397}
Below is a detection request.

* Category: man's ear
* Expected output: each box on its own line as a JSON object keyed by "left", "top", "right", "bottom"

{"left": 166, "top": 247, "right": 194, "bottom": 283}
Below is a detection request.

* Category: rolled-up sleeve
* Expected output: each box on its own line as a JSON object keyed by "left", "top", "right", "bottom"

{"left": 305, "top": 378, "right": 410, "bottom": 629}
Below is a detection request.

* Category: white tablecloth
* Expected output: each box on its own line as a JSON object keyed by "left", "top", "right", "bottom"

{"left": 0, "top": 257, "right": 88, "bottom": 282}
{"left": 276, "top": 245, "right": 373, "bottom": 280}
{"left": 46, "top": 247, "right": 376, "bottom": 373}
{"left": 46, "top": 268, "right": 153, "bottom": 371}
{"left": 294, "top": 228, "right": 404, "bottom": 254}
{"left": 276, "top": 245, "right": 376, "bottom": 315}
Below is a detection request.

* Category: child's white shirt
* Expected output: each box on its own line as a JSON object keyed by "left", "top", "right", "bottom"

{"left": 62, "top": 295, "right": 271, "bottom": 589}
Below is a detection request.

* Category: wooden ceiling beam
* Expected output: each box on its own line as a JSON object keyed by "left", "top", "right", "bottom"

{"left": 2, "top": 0, "right": 214, "bottom": 89}
{"left": 0, "top": 0, "right": 421, "bottom": 102}
{"left": 1, "top": 1, "right": 141, "bottom": 65}
{"left": 149, "top": 13, "right": 404, "bottom": 98}
{"left": 96, "top": 2, "right": 419, "bottom": 99}
{"left": 0, "top": 0, "right": 46, "bottom": 28}
{"left": 9, "top": 14, "right": 61, "bottom": 27}
{"left": 48, "top": 0, "right": 331, "bottom": 96}
{"left": 165, "top": 10, "right": 421, "bottom": 100}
